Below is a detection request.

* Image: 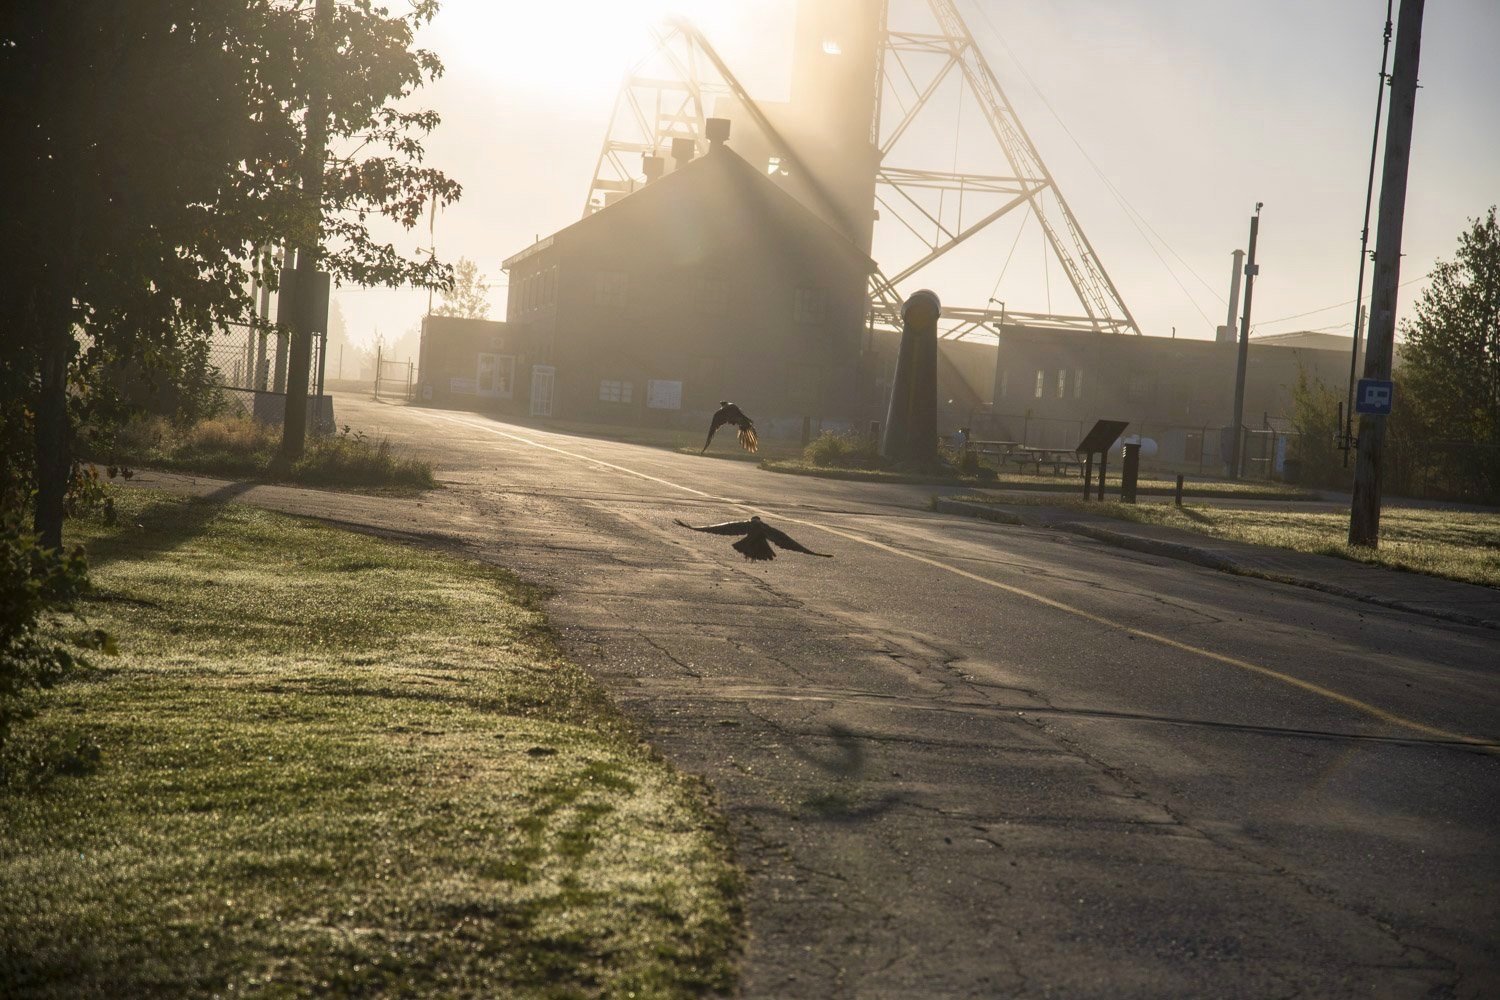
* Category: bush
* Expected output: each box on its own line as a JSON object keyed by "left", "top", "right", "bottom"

{"left": 0, "top": 517, "right": 94, "bottom": 754}
{"left": 804, "top": 431, "right": 884, "bottom": 469}
{"left": 104, "top": 415, "right": 435, "bottom": 489}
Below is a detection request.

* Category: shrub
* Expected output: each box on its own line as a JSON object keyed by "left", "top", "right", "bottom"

{"left": 804, "top": 431, "right": 884, "bottom": 469}
{"left": 0, "top": 517, "right": 94, "bottom": 753}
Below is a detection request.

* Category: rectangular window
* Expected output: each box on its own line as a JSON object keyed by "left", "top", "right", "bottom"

{"left": 1073, "top": 369, "right": 1083, "bottom": 399}
{"left": 1034, "top": 370, "right": 1045, "bottom": 398}
{"left": 594, "top": 270, "right": 628, "bottom": 309}
{"left": 599, "top": 379, "right": 632, "bottom": 403}
{"left": 1128, "top": 372, "right": 1151, "bottom": 401}
{"left": 793, "top": 286, "right": 826, "bottom": 324}
{"left": 1056, "top": 369, "right": 1066, "bottom": 398}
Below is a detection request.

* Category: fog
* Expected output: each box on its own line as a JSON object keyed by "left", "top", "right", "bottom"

{"left": 334, "top": 0, "right": 1500, "bottom": 356}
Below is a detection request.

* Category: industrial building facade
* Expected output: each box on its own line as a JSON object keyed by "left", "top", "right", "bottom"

{"left": 500, "top": 133, "right": 876, "bottom": 434}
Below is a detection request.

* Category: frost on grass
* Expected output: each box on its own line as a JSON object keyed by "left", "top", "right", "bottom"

{"left": 0, "top": 492, "right": 741, "bottom": 998}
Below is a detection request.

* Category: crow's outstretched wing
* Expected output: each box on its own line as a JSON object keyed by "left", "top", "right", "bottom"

{"left": 675, "top": 518, "right": 754, "bottom": 536}
{"left": 736, "top": 424, "right": 759, "bottom": 454}
{"left": 762, "top": 524, "right": 833, "bottom": 557}
{"left": 702, "top": 408, "right": 731, "bottom": 453}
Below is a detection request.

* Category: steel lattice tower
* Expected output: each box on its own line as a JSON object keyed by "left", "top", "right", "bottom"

{"left": 584, "top": 0, "right": 1140, "bottom": 340}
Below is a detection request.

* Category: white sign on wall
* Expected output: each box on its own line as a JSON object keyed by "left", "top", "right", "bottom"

{"left": 646, "top": 379, "right": 682, "bottom": 410}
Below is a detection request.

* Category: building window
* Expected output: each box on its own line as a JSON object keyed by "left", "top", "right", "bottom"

{"left": 696, "top": 277, "right": 728, "bottom": 314}
{"left": 1127, "top": 372, "right": 1151, "bottom": 401}
{"left": 997, "top": 369, "right": 1008, "bottom": 399}
{"left": 1056, "top": 369, "right": 1066, "bottom": 398}
{"left": 1034, "top": 370, "right": 1045, "bottom": 398}
{"left": 599, "top": 379, "right": 632, "bottom": 403}
{"left": 1073, "top": 369, "right": 1083, "bottom": 398}
{"left": 793, "top": 286, "right": 826, "bottom": 324}
{"left": 543, "top": 267, "right": 556, "bottom": 307}
{"left": 594, "top": 270, "right": 627, "bottom": 309}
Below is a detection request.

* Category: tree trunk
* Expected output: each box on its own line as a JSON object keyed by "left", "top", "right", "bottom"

{"left": 33, "top": 315, "right": 72, "bottom": 551}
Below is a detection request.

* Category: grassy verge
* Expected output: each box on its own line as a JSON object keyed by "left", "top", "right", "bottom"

{"left": 0, "top": 491, "right": 741, "bottom": 997}
{"left": 107, "top": 415, "right": 435, "bottom": 490}
{"left": 950, "top": 494, "right": 1500, "bottom": 588}
{"left": 767, "top": 459, "right": 1317, "bottom": 500}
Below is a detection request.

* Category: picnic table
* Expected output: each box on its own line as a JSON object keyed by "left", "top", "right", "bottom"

{"left": 1009, "top": 447, "right": 1083, "bottom": 476}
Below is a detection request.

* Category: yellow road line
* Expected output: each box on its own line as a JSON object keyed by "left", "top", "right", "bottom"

{"left": 429, "top": 411, "right": 1495, "bottom": 750}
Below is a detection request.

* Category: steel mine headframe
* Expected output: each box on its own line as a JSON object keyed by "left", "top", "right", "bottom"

{"left": 584, "top": 0, "right": 1140, "bottom": 340}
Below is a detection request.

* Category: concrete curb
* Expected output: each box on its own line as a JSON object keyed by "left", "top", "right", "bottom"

{"left": 933, "top": 498, "right": 1500, "bottom": 632}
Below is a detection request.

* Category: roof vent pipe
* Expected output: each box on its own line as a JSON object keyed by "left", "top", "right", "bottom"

{"left": 642, "top": 154, "right": 664, "bottom": 184}
{"left": 671, "top": 136, "right": 696, "bottom": 171}
{"left": 705, "top": 117, "right": 730, "bottom": 149}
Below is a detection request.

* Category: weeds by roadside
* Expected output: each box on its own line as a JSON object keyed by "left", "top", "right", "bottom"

{"left": 107, "top": 414, "right": 434, "bottom": 490}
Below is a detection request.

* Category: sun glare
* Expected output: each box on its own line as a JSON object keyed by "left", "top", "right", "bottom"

{"left": 435, "top": 0, "right": 763, "bottom": 100}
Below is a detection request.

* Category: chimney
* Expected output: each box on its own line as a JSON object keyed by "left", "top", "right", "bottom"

{"left": 705, "top": 116, "right": 731, "bottom": 149}
{"left": 671, "top": 136, "right": 696, "bottom": 171}
{"left": 1217, "top": 248, "right": 1245, "bottom": 343}
{"left": 642, "top": 154, "right": 664, "bottom": 184}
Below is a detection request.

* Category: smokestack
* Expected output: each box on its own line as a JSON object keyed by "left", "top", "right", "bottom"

{"left": 671, "top": 137, "right": 696, "bottom": 172}
{"left": 705, "top": 117, "right": 731, "bottom": 149}
{"left": 1217, "top": 248, "right": 1245, "bottom": 343}
{"left": 642, "top": 154, "right": 664, "bottom": 184}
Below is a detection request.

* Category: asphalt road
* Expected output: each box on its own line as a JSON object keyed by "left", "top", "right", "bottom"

{"left": 321, "top": 396, "right": 1500, "bottom": 998}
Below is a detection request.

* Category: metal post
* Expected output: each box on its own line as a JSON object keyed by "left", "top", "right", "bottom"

{"left": 280, "top": 0, "right": 331, "bottom": 459}
{"left": 1346, "top": 1, "right": 1395, "bottom": 460}
{"left": 1082, "top": 453, "right": 1093, "bottom": 499}
{"left": 1351, "top": 0, "right": 1425, "bottom": 547}
{"left": 1097, "top": 451, "right": 1107, "bottom": 501}
{"left": 1175, "top": 474, "right": 1184, "bottom": 506}
{"left": 1229, "top": 204, "right": 1263, "bottom": 479}
{"left": 1121, "top": 443, "right": 1141, "bottom": 503}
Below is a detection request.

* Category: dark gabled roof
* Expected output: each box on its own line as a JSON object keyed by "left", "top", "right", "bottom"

{"left": 503, "top": 144, "right": 877, "bottom": 274}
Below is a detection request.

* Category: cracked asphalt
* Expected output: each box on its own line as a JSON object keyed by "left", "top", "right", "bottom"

{"left": 150, "top": 394, "right": 1500, "bottom": 998}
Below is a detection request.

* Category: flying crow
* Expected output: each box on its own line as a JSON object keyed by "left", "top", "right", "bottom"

{"left": 674, "top": 515, "right": 832, "bottom": 562}
{"left": 702, "top": 400, "right": 758, "bottom": 454}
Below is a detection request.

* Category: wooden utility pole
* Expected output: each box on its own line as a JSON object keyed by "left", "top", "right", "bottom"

{"left": 1228, "top": 204, "right": 1262, "bottom": 479}
{"left": 1350, "top": 0, "right": 1425, "bottom": 547}
{"left": 280, "top": 0, "right": 331, "bottom": 461}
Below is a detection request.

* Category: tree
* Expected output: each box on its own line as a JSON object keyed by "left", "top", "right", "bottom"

{"left": 0, "top": 1, "right": 461, "bottom": 549}
{"left": 432, "top": 257, "right": 493, "bottom": 319}
{"left": 1399, "top": 206, "right": 1500, "bottom": 499}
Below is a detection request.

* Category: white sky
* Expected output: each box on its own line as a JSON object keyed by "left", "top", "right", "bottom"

{"left": 334, "top": 0, "right": 1500, "bottom": 357}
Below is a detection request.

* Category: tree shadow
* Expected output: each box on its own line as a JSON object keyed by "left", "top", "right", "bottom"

{"left": 82, "top": 481, "right": 254, "bottom": 574}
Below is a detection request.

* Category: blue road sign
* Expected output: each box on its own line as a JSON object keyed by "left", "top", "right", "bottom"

{"left": 1355, "top": 378, "right": 1394, "bottom": 415}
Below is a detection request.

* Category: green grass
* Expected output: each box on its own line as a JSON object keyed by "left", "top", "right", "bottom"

{"left": 952, "top": 494, "right": 1500, "bottom": 588}
{"left": 769, "top": 458, "right": 1316, "bottom": 499}
{"left": 108, "top": 415, "right": 435, "bottom": 490}
{"left": 0, "top": 491, "right": 741, "bottom": 998}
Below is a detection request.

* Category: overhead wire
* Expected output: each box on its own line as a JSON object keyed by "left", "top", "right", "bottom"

{"left": 963, "top": 0, "right": 1226, "bottom": 326}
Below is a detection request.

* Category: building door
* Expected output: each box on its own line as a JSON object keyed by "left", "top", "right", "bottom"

{"left": 530, "top": 365, "right": 555, "bottom": 417}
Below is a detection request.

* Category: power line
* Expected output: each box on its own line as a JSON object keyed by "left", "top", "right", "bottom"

{"left": 964, "top": 0, "right": 1226, "bottom": 322}
{"left": 1251, "top": 271, "right": 1429, "bottom": 331}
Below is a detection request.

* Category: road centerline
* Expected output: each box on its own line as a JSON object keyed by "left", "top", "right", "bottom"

{"left": 427, "top": 409, "right": 1493, "bottom": 750}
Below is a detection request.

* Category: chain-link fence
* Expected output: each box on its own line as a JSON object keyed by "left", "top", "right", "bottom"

{"left": 204, "top": 321, "right": 321, "bottom": 394}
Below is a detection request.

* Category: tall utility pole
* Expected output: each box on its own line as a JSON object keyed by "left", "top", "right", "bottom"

{"left": 1350, "top": 0, "right": 1425, "bottom": 547}
{"left": 1345, "top": 0, "right": 1395, "bottom": 461}
{"left": 1228, "top": 204, "right": 1262, "bottom": 479}
{"left": 280, "top": 0, "right": 331, "bottom": 461}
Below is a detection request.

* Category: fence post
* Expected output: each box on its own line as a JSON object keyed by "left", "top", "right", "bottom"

{"left": 1175, "top": 474, "right": 1184, "bottom": 506}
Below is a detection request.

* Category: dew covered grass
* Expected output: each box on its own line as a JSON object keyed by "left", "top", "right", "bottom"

{"left": 0, "top": 491, "right": 740, "bottom": 998}
{"left": 952, "top": 495, "right": 1500, "bottom": 588}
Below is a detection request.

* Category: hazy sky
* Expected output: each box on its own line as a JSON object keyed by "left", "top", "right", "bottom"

{"left": 334, "top": 0, "right": 1500, "bottom": 357}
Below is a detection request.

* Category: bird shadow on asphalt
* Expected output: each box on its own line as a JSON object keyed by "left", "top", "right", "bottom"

{"left": 766, "top": 724, "right": 909, "bottom": 824}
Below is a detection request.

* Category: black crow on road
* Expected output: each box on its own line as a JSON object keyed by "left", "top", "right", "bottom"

{"left": 674, "top": 516, "right": 832, "bottom": 562}
{"left": 702, "top": 401, "right": 758, "bottom": 454}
